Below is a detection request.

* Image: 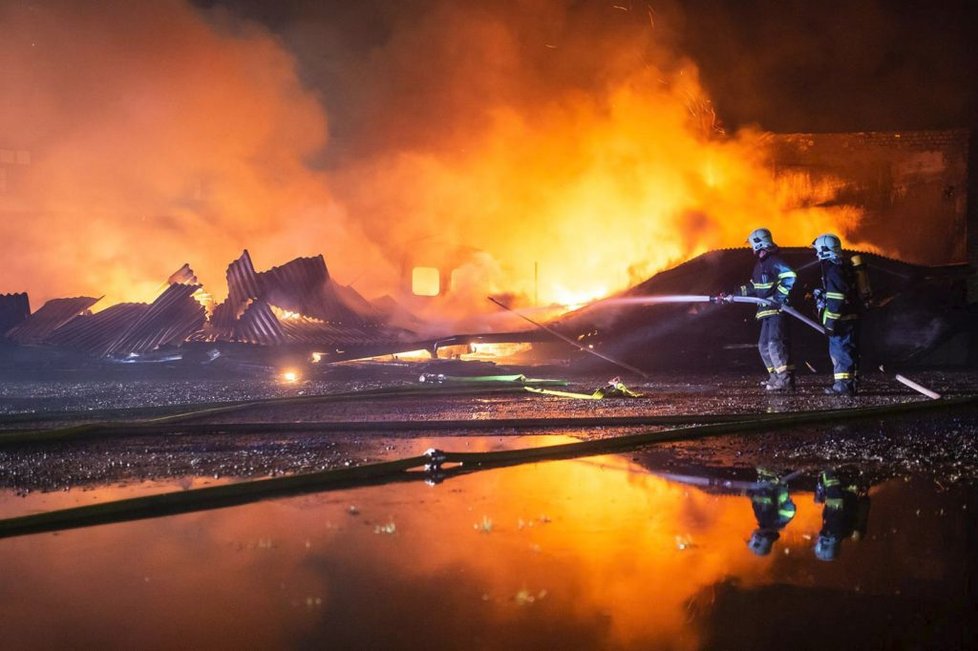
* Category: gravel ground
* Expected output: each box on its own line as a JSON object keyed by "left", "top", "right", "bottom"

{"left": 0, "top": 359, "right": 975, "bottom": 492}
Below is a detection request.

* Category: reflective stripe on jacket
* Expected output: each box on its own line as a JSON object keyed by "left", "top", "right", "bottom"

{"left": 820, "top": 259, "right": 859, "bottom": 329}
{"left": 739, "top": 248, "right": 796, "bottom": 319}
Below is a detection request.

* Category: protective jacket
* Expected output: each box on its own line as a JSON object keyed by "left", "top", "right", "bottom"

{"left": 749, "top": 478, "right": 797, "bottom": 531}
{"left": 814, "top": 470, "right": 870, "bottom": 559}
{"left": 818, "top": 259, "right": 859, "bottom": 331}
{"left": 739, "top": 247, "right": 796, "bottom": 319}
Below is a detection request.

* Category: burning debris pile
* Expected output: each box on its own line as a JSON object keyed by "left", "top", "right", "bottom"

{"left": 2, "top": 246, "right": 974, "bottom": 371}
{"left": 549, "top": 248, "right": 976, "bottom": 370}
{"left": 1, "top": 250, "right": 418, "bottom": 362}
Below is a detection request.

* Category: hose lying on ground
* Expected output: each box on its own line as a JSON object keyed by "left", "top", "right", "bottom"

{"left": 0, "top": 412, "right": 777, "bottom": 447}
{"left": 0, "top": 377, "right": 569, "bottom": 429}
{"left": 0, "top": 378, "right": 569, "bottom": 442}
{"left": 0, "top": 394, "right": 973, "bottom": 540}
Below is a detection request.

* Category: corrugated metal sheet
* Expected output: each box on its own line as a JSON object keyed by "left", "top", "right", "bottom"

{"left": 6, "top": 252, "right": 411, "bottom": 356}
{"left": 211, "top": 250, "right": 262, "bottom": 334}
{"left": 5, "top": 296, "right": 100, "bottom": 345}
{"left": 258, "top": 255, "right": 369, "bottom": 323}
{"left": 232, "top": 299, "right": 286, "bottom": 346}
{"left": 0, "top": 293, "right": 31, "bottom": 335}
{"left": 258, "top": 255, "right": 330, "bottom": 318}
{"left": 278, "top": 318, "right": 392, "bottom": 347}
{"left": 103, "top": 284, "right": 205, "bottom": 356}
{"left": 44, "top": 303, "right": 149, "bottom": 356}
{"left": 167, "top": 263, "right": 198, "bottom": 286}
{"left": 228, "top": 249, "right": 261, "bottom": 306}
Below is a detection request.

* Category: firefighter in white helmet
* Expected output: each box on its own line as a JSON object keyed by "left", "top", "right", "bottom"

{"left": 811, "top": 233, "right": 860, "bottom": 396}
{"left": 718, "top": 228, "right": 798, "bottom": 391}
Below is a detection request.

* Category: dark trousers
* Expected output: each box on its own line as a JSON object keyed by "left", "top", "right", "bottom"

{"left": 758, "top": 314, "right": 791, "bottom": 374}
{"left": 828, "top": 320, "right": 859, "bottom": 387}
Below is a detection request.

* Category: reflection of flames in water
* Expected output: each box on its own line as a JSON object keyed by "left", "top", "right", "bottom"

{"left": 0, "top": 443, "right": 830, "bottom": 649}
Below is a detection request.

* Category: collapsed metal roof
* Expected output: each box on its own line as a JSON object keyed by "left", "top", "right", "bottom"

{"left": 101, "top": 283, "right": 205, "bottom": 356}
{"left": 5, "top": 251, "right": 416, "bottom": 358}
{"left": 44, "top": 303, "right": 149, "bottom": 356}
{"left": 208, "top": 250, "right": 407, "bottom": 350}
{"left": 5, "top": 296, "right": 100, "bottom": 345}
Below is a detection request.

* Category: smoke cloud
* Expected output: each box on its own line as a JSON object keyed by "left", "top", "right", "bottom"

{"left": 0, "top": 0, "right": 389, "bottom": 307}
{"left": 2, "top": 0, "right": 872, "bottom": 324}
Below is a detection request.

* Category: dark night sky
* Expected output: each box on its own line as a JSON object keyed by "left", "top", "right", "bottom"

{"left": 200, "top": 0, "right": 978, "bottom": 139}
{"left": 678, "top": 0, "right": 978, "bottom": 133}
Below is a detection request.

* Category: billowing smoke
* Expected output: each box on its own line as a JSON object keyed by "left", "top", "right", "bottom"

{"left": 294, "top": 0, "right": 867, "bottom": 317}
{"left": 1, "top": 0, "right": 868, "bottom": 323}
{"left": 0, "top": 0, "right": 390, "bottom": 307}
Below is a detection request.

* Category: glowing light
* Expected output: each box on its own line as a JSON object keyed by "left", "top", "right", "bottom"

{"left": 463, "top": 342, "right": 532, "bottom": 360}
{"left": 310, "top": 352, "right": 323, "bottom": 363}
{"left": 280, "top": 370, "right": 299, "bottom": 383}
{"left": 549, "top": 283, "right": 610, "bottom": 310}
{"left": 412, "top": 267, "right": 441, "bottom": 297}
{"left": 270, "top": 308, "right": 302, "bottom": 322}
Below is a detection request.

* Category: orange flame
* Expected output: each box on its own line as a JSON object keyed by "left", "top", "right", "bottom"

{"left": 0, "top": 1, "right": 868, "bottom": 328}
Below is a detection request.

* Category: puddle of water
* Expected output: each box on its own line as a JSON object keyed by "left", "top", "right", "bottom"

{"left": 0, "top": 436, "right": 974, "bottom": 650}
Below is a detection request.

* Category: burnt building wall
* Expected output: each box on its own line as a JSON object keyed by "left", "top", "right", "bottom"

{"left": 771, "top": 129, "right": 970, "bottom": 267}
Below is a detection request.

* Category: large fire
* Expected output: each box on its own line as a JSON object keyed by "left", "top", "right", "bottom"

{"left": 0, "top": 1, "right": 866, "bottom": 327}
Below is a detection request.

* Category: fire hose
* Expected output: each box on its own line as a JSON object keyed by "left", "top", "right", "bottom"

{"left": 594, "top": 294, "right": 826, "bottom": 334}
{"left": 592, "top": 294, "right": 941, "bottom": 399}
{"left": 0, "top": 394, "right": 973, "bottom": 539}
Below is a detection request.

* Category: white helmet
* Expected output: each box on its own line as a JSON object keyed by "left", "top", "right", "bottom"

{"left": 814, "top": 534, "right": 840, "bottom": 561}
{"left": 747, "top": 529, "right": 777, "bottom": 556}
{"left": 746, "top": 228, "right": 775, "bottom": 253}
{"left": 812, "top": 233, "right": 843, "bottom": 261}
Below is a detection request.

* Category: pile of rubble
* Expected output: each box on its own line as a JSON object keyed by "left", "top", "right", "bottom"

{"left": 0, "top": 250, "right": 416, "bottom": 360}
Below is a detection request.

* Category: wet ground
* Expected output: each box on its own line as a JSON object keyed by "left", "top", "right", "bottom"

{"left": 1, "top": 360, "right": 976, "bottom": 649}
{"left": 1, "top": 438, "right": 976, "bottom": 649}
{"left": 0, "top": 361, "right": 976, "bottom": 492}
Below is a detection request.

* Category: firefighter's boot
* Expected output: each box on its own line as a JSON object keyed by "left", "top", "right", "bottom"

{"left": 766, "top": 371, "right": 795, "bottom": 393}
{"left": 823, "top": 381, "right": 855, "bottom": 397}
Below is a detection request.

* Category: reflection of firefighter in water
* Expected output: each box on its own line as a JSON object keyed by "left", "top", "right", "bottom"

{"left": 813, "top": 469, "right": 871, "bottom": 561}
{"left": 746, "top": 468, "right": 797, "bottom": 556}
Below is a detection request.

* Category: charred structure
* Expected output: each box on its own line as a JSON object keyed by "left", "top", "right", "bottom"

{"left": 551, "top": 248, "right": 976, "bottom": 371}
{"left": 2, "top": 250, "right": 417, "bottom": 364}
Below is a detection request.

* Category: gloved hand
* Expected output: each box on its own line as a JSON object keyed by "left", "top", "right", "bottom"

{"left": 812, "top": 288, "right": 826, "bottom": 311}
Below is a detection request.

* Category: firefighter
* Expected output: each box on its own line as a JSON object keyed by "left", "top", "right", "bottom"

{"left": 718, "top": 228, "right": 797, "bottom": 391}
{"left": 746, "top": 467, "right": 797, "bottom": 556}
{"left": 813, "top": 469, "right": 870, "bottom": 561}
{"left": 811, "top": 233, "right": 860, "bottom": 396}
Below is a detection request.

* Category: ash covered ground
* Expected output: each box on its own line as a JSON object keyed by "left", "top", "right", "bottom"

{"left": 1, "top": 357, "right": 976, "bottom": 493}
